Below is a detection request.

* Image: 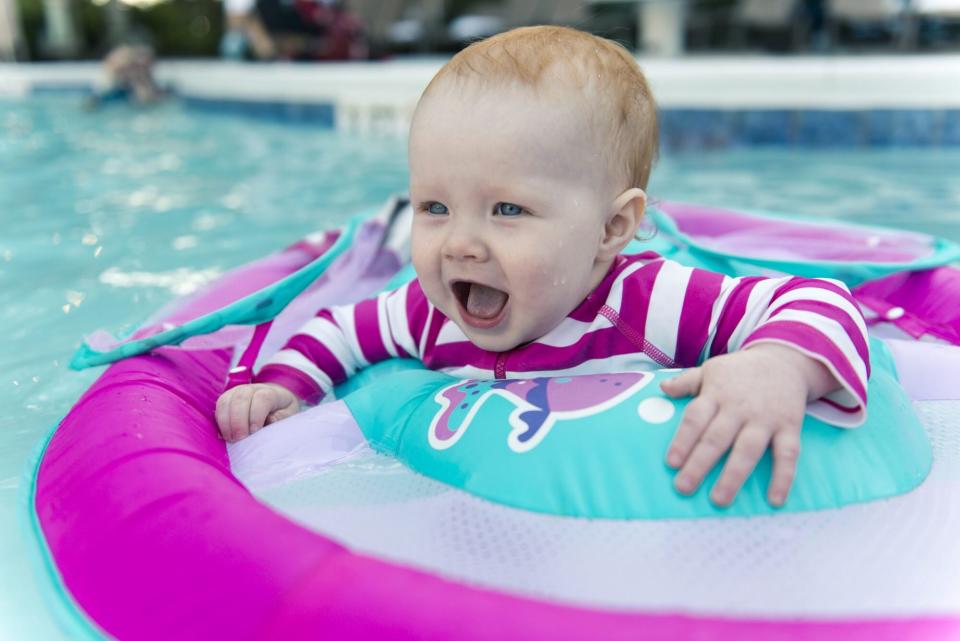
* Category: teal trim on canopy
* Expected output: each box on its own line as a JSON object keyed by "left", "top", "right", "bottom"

{"left": 68, "top": 213, "right": 368, "bottom": 370}
{"left": 20, "top": 421, "right": 110, "bottom": 641}
{"left": 342, "top": 351, "right": 930, "bottom": 519}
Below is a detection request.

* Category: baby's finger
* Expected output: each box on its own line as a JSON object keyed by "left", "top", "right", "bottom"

{"left": 264, "top": 408, "right": 296, "bottom": 425}
{"left": 248, "top": 387, "right": 275, "bottom": 434}
{"left": 266, "top": 404, "right": 298, "bottom": 425}
{"left": 666, "top": 395, "right": 717, "bottom": 468}
{"left": 674, "top": 411, "right": 741, "bottom": 496}
{"left": 660, "top": 368, "right": 703, "bottom": 399}
{"left": 767, "top": 431, "right": 801, "bottom": 507}
{"left": 215, "top": 392, "right": 232, "bottom": 439}
{"left": 227, "top": 387, "right": 253, "bottom": 442}
{"left": 709, "top": 425, "right": 771, "bottom": 507}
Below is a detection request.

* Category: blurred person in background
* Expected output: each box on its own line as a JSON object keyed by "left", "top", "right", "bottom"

{"left": 221, "top": 0, "right": 277, "bottom": 60}
{"left": 220, "top": 0, "right": 366, "bottom": 61}
{"left": 290, "top": 0, "right": 367, "bottom": 60}
{"left": 85, "top": 44, "right": 167, "bottom": 108}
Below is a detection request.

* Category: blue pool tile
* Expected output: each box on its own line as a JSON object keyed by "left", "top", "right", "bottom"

{"left": 795, "top": 110, "right": 867, "bottom": 146}
{"left": 659, "top": 109, "right": 735, "bottom": 150}
{"left": 181, "top": 96, "right": 335, "bottom": 127}
{"left": 30, "top": 83, "right": 94, "bottom": 96}
{"left": 942, "top": 110, "right": 960, "bottom": 145}
{"left": 168, "top": 99, "right": 960, "bottom": 147}
{"left": 735, "top": 110, "right": 794, "bottom": 145}
{"left": 867, "top": 110, "right": 939, "bottom": 146}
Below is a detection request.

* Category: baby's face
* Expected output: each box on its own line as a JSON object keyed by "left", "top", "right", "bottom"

{"left": 409, "top": 81, "right": 616, "bottom": 352}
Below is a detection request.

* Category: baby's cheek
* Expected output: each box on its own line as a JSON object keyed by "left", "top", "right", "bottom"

{"left": 523, "top": 266, "right": 575, "bottom": 317}
{"left": 410, "top": 242, "right": 435, "bottom": 280}
{"left": 418, "top": 272, "right": 446, "bottom": 308}
{"left": 539, "top": 256, "right": 583, "bottom": 291}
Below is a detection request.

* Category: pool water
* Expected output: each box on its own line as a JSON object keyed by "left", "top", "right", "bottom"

{"left": 1, "top": 96, "right": 959, "bottom": 640}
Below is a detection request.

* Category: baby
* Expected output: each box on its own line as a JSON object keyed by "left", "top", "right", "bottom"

{"left": 217, "top": 26, "right": 869, "bottom": 508}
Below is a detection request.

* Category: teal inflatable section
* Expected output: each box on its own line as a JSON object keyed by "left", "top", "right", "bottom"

{"left": 340, "top": 349, "right": 930, "bottom": 519}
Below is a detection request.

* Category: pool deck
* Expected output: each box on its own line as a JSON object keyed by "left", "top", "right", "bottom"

{"left": 2, "top": 56, "right": 960, "bottom": 142}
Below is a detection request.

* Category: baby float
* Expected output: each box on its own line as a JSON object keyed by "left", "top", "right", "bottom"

{"left": 26, "top": 196, "right": 960, "bottom": 640}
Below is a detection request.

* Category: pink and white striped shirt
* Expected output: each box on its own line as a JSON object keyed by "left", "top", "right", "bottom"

{"left": 257, "top": 252, "right": 870, "bottom": 427}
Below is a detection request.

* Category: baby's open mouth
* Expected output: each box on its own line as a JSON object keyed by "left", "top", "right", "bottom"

{"left": 451, "top": 280, "right": 509, "bottom": 327}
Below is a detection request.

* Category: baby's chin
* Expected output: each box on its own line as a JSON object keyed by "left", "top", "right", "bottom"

{"left": 451, "top": 316, "right": 527, "bottom": 353}
{"left": 454, "top": 322, "right": 513, "bottom": 352}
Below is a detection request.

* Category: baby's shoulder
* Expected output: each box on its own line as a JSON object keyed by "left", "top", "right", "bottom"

{"left": 612, "top": 251, "right": 668, "bottom": 279}
{"left": 618, "top": 250, "right": 665, "bottom": 267}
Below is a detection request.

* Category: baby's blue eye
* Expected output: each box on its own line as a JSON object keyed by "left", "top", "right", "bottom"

{"left": 425, "top": 202, "right": 448, "bottom": 215}
{"left": 496, "top": 202, "right": 524, "bottom": 217}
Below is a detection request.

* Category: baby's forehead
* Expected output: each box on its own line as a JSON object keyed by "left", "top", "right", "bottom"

{"left": 413, "top": 74, "right": 603, "bottom": 143}
{"left": 413, "top": 86, "right": 594, "bottom": 157}
{"left": 413, "top": 76, "right": 618, "bottom": 163}
{"left": 409, "top": 94, "right": 622, "bottom": 200}
{"left": 426, "top": 62, "right": 597, "bottom": 104}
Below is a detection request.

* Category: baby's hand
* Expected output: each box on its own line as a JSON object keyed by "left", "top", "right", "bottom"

{"left": 215, "top": 383, "right": 300, "bottom": 442}
{"left": 660, "top": 344, "right": 838, "bottom": 508}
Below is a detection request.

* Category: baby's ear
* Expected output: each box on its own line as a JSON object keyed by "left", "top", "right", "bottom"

{"left": 599, "top": 188, "right": 646, "bottom": 260}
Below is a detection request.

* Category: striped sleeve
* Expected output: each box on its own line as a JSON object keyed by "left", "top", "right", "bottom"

{"left": 623, "top": 259, "right": 870, "bottom": 428}
{"left": 254, "top": 280, "right": 431, "bottom": 404}
{"left": 736, "top": 277, "right": 870, "bottom": 427}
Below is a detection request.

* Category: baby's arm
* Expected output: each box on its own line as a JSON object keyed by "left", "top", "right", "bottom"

{"left": 628, "top": 261, "right": 870, "bottom": 507}
{"left": 214, "top": 280, "right": 429, "bottom": 440}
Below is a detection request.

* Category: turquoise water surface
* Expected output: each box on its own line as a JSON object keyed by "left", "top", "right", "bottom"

{"left": 2, "top": 96, "right": 959, "bottom": 639}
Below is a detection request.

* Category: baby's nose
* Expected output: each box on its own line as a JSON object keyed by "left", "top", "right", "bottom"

{"left": 442, "top": 226, "right": 488, "bottom": 262}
